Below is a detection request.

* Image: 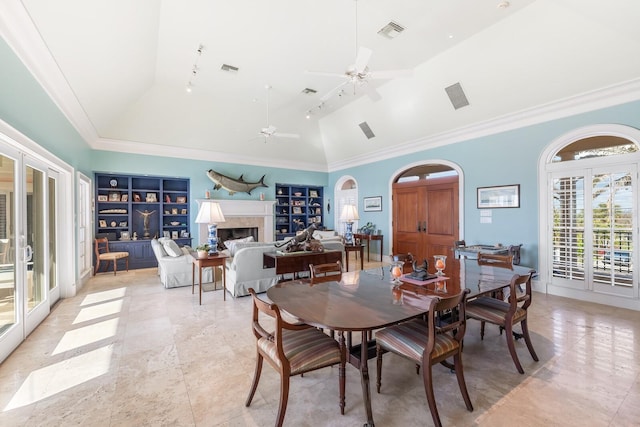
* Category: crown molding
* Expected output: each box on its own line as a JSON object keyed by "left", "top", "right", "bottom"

{"left": 327, "top": 78, "right": 640, "bottom": 172}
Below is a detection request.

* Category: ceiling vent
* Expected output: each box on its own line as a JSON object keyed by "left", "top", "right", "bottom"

{"left": 302, "top": 88, "right": 317, "bottom": 94}
{"left": 377, "top": 21, "right": 405, "bottom": 39}
{"left": 445, "top": 82, "right": 470, "bottom": 110}
{"left": 359, "top": 122, "right": 376, "bottom": 139}
{"left": 220, "top": 64, "right": 239, "bottom": 72}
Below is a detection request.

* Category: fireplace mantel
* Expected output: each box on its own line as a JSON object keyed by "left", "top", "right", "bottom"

{"left": 196, "top": 199, "right": 275, "bottom": 243}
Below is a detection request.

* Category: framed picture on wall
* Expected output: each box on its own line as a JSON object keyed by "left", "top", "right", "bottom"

{"left": 477, "top": 184, "right": 520, "bottom": 208}
{"left": 363, "top": 196, "right": 382, "bottom": 212}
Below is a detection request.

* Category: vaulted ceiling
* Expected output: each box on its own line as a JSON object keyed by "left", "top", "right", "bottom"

{"left": 1, "top": 0, "right": 639, "bottom": 171}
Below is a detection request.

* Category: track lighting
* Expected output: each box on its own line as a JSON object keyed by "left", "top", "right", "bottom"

{"left": 185, "top": 44, "right": 204, "bottom": 93}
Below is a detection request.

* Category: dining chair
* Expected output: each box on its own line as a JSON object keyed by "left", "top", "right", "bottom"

{"left": 376, "top": 289, "right": 473, "bottom": 427}
{"left": 245, "top": 288, "right": 346, "bottom": 427}
{"left": 94, "top": 237, "right": 129, "bottom": 275}
{"left": 309, "top": 260, "right": 343, "bottom": 283}
{"left": 465, "top": 272, "right": 538, "bottom": 374}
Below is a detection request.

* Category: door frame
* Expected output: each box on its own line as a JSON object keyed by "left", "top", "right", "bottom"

{"left": 388, "top": 159, "right": 464, "bottom": 264}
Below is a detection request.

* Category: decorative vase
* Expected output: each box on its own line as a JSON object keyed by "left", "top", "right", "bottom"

{"left": 433, "top": 255, "right": 447, "bottom": 276}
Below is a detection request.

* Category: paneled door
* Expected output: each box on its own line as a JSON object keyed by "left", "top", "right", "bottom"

{"left": 393, "top": 176, "right": 458, "bottom": 276}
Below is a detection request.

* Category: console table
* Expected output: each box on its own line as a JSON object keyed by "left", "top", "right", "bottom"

{"left": 263, "top": 250, "right": 342, "bottom": 278}
{"left": 354, "top": 233, "right": 383, "bottom": 262}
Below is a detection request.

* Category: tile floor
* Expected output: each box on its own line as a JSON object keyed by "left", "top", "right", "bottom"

{"left": 0, "top": 261, "right": 639, "bottom": 426}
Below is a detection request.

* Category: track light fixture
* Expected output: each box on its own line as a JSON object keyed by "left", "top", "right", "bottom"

{"left": 186, "top": 44, "right": 204, "bottom": 93}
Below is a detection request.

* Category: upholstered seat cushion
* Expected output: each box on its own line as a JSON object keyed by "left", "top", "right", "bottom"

{"left": 258, "top": 327, "right": 342, "bottom": 375}
{"left": 375, "top": 319, "right": 459, "bottom": 364}
{"left": 466, "top": 296, "right": 526, "bottom": 325}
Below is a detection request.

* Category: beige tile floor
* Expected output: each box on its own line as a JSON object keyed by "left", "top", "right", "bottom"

{"left": 0, "top": 258, "right": 639, "bottom": 426}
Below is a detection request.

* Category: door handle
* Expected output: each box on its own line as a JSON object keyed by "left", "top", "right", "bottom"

{"left": 422, "top": 221, "right": 427, "bottom": 233}
{"left": 24, "top": 245, "right": 33, "bottom": 262}
{"left": 417, "top": 222, "right": 421, "bottom": 232}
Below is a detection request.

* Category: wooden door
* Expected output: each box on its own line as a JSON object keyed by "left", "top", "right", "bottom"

{"left": 393, "top": 176, "right": 458, "bottom": 276}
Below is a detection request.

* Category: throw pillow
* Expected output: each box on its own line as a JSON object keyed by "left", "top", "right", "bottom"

{"left": 162, "top": 239, "right": 183, "bottom": 257}
{"left": 313, "top": 230, "right": 337, "bottom": 240}
{"left": 224, "top": 236, "right": 255, "bottom": 256}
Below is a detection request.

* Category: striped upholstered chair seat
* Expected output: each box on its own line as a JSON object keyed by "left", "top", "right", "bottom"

{"left": 258, "top": 327, "right": 343, "bottom": 375}
{"left": 246, "top": 288, "right": 346, "bottom": 426}
{"left": 375, "top": 319, "right": 459, "bottom": 364}
{"left": 466, "top": 296, "right": 526, "bottom": 326}
{"left": 376, "top": 290, "right": 473, "bottom": 427}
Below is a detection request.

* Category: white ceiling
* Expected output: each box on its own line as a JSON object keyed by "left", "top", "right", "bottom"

{"left": 2, "top": 0, "right": 640, "bottom": 171}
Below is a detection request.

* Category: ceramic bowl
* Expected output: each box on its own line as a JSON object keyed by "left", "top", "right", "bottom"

{"left": 170, "top": 221, "right": 180, "bottom": 226}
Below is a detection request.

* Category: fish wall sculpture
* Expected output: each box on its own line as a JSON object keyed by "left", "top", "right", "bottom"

{"left": 206, "top": 169, "right": 268, "bottom": 195}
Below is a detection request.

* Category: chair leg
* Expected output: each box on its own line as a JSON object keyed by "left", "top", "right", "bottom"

{"left": 245, "top": 353, "right": 263, "bottom": 407}
{"left": 505, "top": 322, "right": 525, "bottom": 374}
{"left": 376, "top": 344, "right": 383, "bottom": 393}
{"left": 338, "top": 331, "right": 346, "bottom": 415}
{"left": 480, "top": 321, "right": 485, "bottom": 340}
{"left": 521, "top": 319, "right": 539, "bottom": 361}
{"left": 421, "top": 364, "right": 442, "bottom": 427}
{"left": 275, "top": 375, "right": 290, "bottom": 427}
{"left": 453, "top": 353, "right": 473, "bottom": 412}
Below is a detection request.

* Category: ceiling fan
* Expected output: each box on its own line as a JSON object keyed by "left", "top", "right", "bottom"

{"left": 255, "top": 85, "right": 300, "bottom": 143}
{"left": 307, "top": 1, "right": 413, "bottom": 103}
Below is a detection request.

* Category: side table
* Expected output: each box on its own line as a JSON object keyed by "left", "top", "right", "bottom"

{"left": 190, "top": 252, "right": 228, "bottom": 305}
{"left": 354, "top": 233, "right": 383, "bottom": 262}
{"left": 344, "top": 244, "right": 364, "bottom": 271}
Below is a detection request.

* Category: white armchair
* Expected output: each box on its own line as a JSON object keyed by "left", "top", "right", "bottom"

{"left": 151, "top": 238, "right": 212, "bottom": 288}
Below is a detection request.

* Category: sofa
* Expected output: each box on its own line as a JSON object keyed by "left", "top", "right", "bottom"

{"left": 222, "top": 232, "right": 345, "bottom": 298}
{"left": 151, "top": 237, "right": 212, "bottom": 288}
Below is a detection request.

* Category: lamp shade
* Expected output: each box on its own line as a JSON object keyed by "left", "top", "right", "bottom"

{"left": 195, "top": 200, "right": 226, "bottom": 224}
{"left": 340, "top": 204, "right": 360, "bottom": 222}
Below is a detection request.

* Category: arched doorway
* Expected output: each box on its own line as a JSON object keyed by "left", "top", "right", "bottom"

{"left": 334, "top": 176, "right": 359, "bottom": 236}
{"left": 539, "top": 124, "right": 640, "bottom": 309}
{"left": 390, "top": 161, "right": 463, "bottom": 276}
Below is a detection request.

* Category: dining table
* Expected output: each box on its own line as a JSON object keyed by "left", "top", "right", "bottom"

{"left": 266, "top": 258, "right": 535, "bottom": 427}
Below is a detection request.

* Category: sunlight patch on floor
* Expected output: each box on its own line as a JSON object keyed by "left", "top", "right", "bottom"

{"left": 80, "top": 287, "right": 126, "bottom": 306}
{"left": 3, "top": 345, "right": 113, "bottom": 411}
{"left": 52, "top": 318, "right": 119, "bottom": 355}
{"left": 73, "top": 299, "right": 123, "bottom": 324}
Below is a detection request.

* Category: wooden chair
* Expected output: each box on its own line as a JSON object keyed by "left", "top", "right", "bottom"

{"left": 376, "top": 289, "right": 473, "bottom": 427}
{"left": 477, "top": 252, "right": 513, "bottom": 269}
{"left": 94, "top": 237, "right": 129, "bottom": 275}
{"left": 245, "top": 288, "right": 346, "bottom": 427}
{"left": 391, "top": 252, "right": 414, "bottom": 273}
{"left": 309, "top": 261, "right": 342, "bottom": 283}
{"left": 465, "top": 272, "right": 538, "bottom": 374}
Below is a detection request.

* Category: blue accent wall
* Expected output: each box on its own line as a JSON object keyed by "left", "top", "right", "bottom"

{"left": 329, "top": 100, "right": 640, "bottom": 268}
{"left": 0, "top": 38, "right": 91, "bottom": 174}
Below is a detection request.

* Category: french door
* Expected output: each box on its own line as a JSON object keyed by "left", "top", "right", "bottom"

{"left": 0, "top": 143, "right": 55, "bottom": 361}
{"left": 551, "top": 165, "right": 637, "bottom": 298}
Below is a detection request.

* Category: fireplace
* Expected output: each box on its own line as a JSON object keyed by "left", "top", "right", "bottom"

{"left": 217, "top": 227, "right": 258, "bottom": 249}
{"left": 196, "top": 200, "right": 275, "bottom": 245}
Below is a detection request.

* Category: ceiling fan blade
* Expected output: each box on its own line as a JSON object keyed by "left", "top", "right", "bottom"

{"left": 354, "top": 46, "right": 373, "bottom": 73}
{"left": 273, "top": 132, "right": 300, "bottom": 139}
{"left": 261, "top": 125, "right": 277, "bottom": 135}
{"left": 368, "top": 69, "right": 414, "bottom": 79}
{"left": 306, "top": 70, "right": 346, "bottom": 79}
{"left": 362, "top": 83, "right": 382, "bottom": 102}
{"left": 320, "top": 80, "right": 350, "bottom": 102}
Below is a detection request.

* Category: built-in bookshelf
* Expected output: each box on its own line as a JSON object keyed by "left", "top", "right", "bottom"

{"left": 274, "top": 183, "right": 323, "bottom": 239}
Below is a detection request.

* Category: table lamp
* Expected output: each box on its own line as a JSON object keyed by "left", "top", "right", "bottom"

{"left": 195, "top": 200, "right": 226, "bottom": 255}
{"left": 340, "top": 204, "right": 359, "bottom": 245}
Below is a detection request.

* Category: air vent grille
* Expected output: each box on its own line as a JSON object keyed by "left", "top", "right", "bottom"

{"left": 359, "top": 122, "right": 376, "bottom": 139}
{"left": 445, "top": 82, "right": 470, "bottom": 110}
{"left": 377, "top": 21, "right": 405, "bottom": 39}
{"left": 221, "top": 64, "right": 239, "bottom": 72}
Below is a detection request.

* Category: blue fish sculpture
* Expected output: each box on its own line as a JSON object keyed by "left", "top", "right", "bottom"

{"left": 206, "top": 169, "right": 268, "bottom": 195}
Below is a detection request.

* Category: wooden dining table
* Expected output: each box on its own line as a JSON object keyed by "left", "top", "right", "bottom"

{"left": 266, "top": 258, "right": 535, "bottom": 427}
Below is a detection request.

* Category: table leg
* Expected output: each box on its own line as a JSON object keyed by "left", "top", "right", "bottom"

{"left": 192, "top": 263, "right": 195, "bottom": 294}
{"left": 222, "top": 262, "right": 226, "bottom": 301}
{"left": 366, "top": 240, "right": 371, "bottom": 262}
{"left": 360, "top": 330, "right": 375, "bottom": 426}
{"left": 360, "top": 247, "right": 364, "bottom": 270}
{"left": 346, "top": 250, "right": 350, "bottom": 272}
{"left": 379, "top": 236, "right": 383, "bottom": 262}
{"left": 199, "top": 266, "right": 203, "bottom": 305}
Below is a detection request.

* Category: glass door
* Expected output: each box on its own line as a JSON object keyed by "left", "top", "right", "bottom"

{"left": 0, "top": 147, "right": 20, "bottom": 362}
{"left": 23, "top": 157, "right": 49, "bottom": 335}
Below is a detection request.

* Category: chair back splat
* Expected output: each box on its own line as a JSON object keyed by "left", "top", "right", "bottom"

{"left": 309, "top": 261, "right": 343, "bottom": 284}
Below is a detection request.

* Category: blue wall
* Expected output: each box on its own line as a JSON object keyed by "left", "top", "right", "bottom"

{"left": 0, "top": 38, "right": 91, "bottom": 173}
{"left": 329, "top": 100, "right": 640, "bottom": 268}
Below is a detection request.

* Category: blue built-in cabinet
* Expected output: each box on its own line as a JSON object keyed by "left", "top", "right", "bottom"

{"left": 275, "top": 183, "right": 323, "bottom": 239}
{"left": 94, "top": 172, "right": 191, "bottom": 269}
